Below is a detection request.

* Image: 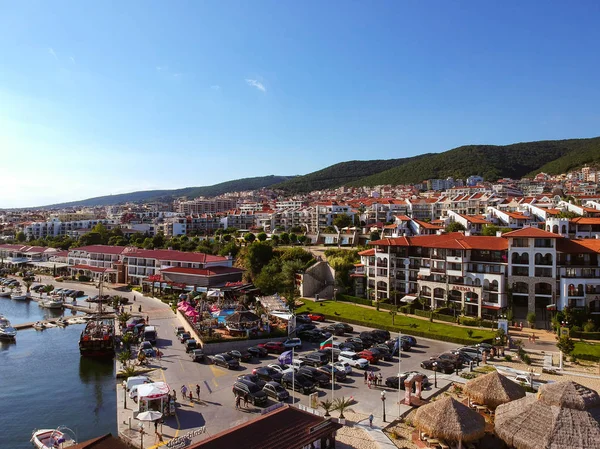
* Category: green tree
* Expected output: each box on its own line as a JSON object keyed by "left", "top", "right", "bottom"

{"left": 557, "top": 336, "right": 575, "bottom": 355}
{"left": 79, "top": 232, "right": 104, "bottom": 246}
{"left": 91, "top": 223, "right": 109, "bottom": 244}
{"left": 244, "top": 242, "right": 274, "bottom": 277}
{"left": 333, "top": 397, "right": 354, "bottom": 419}
{"left": 271, "top": 234, "right": 280, "bottom": 245}
{"left": 257, "top": 232, "right": 267, "bottom": 242}
{"left": 369, "top": 230, "right": 380, "bottom": 242}
{"left": 333, "top": 214, "right": 352, "bottom": 229}
{"left": 527, "top": 312, "right": 537, "bottom": 328}
{"left": 117, "top": 350, "right": 131, "bottom": 367}
{"left": 445, "top": 221, "right": 466, "bottom": 233}
{"left": 253, "top": 260, "right": 283, "bottom": 295}
{"left": 298, "top": 235, "right": 307, "bottom": 245}
{"left": 218, "top": 241, "right": 239, "bottom": 259}
{"left": 16, "top": 231, "right": 27, "bottom": 242}
{"left": 319, "top": 399, "right": 334, "bottom": 417}
{"left": 289, "top": 233, "right": 298, "bottom": 244}
{"left": 244, "top": 233, "right": 256, "bottom": 244}
{"left": 280, "top": 233, "right": 290, "bottom": 245}
{"left": 152, "top": 232, "right": 166, "bottom": 248}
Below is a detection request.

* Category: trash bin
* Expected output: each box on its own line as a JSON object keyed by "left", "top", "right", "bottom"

{"left": 315, "top": 294, "right": 319, "bottom": 301}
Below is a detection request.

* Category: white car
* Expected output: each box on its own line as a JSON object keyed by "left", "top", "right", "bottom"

{"left": 268, "top": 363, "right": 295, "bottom": 375}
{"left": 122, "top": 375, "right": 150, "bottom": 391}
{"left": 338, "top": 351, "right": 369, "bottom": 369}
{"left": 282, "top": 338, "right": 303, "bottom": 350}
{"left": 332, "top": 361, "right": 352, "bottom": 375}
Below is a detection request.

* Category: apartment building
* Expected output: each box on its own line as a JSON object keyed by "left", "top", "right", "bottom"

{"left": 311, "top": 202, "right": 354, "bottom": 233}
{"left": 21, "top": 218, "right": 118, "bottom": 240}
{"left": 177, "top": 198, "right": 237, "bottom": 215}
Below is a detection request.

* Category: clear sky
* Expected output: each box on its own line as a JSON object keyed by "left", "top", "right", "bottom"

{"left": 1, "top": 1, "right": 599, "bottom": 207}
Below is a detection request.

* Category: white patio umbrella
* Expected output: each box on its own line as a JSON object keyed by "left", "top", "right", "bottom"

{"left": 137, "top": 410, "right": 163, "bottom": 422}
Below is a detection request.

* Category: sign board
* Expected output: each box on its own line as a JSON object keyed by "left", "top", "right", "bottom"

{"left": 166, "top": 427, "right": 207, "bottom": 449}
{"left": 453, "top": 285, "right": 478, "bottom": 293}
{"left": 560, "top": 327, "right": 570, "bottom": 337}
{"left": 309, "top": 392, "right": 319, "bottom": 409}
{"left": 498, "top": 319, "right": 509, "bottom": 334}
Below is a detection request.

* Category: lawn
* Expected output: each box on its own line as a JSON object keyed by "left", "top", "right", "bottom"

{"left": 573, "top": 341, "right": 600, "bottom": 362}
{"left": 296, "top": 299, "right": 495, "bottom": 345}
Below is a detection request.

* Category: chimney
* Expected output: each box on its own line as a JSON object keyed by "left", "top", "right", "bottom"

{"left": 465, "top": 230, "right": 471, "bottom": 237}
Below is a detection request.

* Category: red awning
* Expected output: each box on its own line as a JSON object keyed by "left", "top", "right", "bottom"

{"left": 482, "top": 305, "right": 501, "bottom": 310}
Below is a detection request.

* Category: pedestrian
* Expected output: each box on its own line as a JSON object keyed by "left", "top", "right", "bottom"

{"left": 377, "top": 372, "right": 383, "bottom": 386}
{"left": 189, "top": 390, "right": 193, "bottom": 403}
{"left": 367, "top": 373, "right": 372, "bottom": 389}
{"left": 243, "top": 393, "right": 249, "bottom": 408}
{"left": 154, "top": 420, "right": 158, "bottom": 433}
{"left": 130, "top": 305, "right": 132, "bottom": 312}
{"left": 369, "top": 414, "right": 374, "bottom": 428}
{"left": 139, "top": 305, "right": 142, "bottom": 313}
{"left": 235, "top": 395, "right": 241, "bottom": 409}
{"left": 196, "top": 384, "right": 201, "bottom": 400}
{"left": 364, "top": 371, "right": 368, "bottom": 384}
{"left": 146, "top": 315, "right": 149, "bottom": 324}
{"left": 181, "top": 384, "right": 188, "bottom": 397}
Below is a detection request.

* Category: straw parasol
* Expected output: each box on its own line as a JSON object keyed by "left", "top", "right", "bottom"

{"left": 495, "top": 381, "right": 600, "bottom": 449}
{"left": 225, "top": 311, "right": 260, "bottom": 325}
{"left": 414, "top": 396, "right": 486, "bottom": 447}
{"left": 464, "top": 371, "right": 526, "bottom": 409}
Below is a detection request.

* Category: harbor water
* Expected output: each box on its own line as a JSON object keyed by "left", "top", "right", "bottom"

{"left": 0, "top": 298, "right": 117, "bottom": 449}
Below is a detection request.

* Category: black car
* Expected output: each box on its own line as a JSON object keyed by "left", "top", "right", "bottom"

{"left": 232, "top": 379, "right": 268, "bottom": 406}
{"left": 317, "top": 348, "right": 340, "bottom": 362}
{"left": 262, "top": 381, "right": 290, "bottom": 401}
{"left": 228, "top": 349, "right": 253, "bottom": 362}
{"left": 295, "top": 323, "right": 317, "bottom": 332}
{"left": 385, "top": 338, "right": 411, "bottom": 354}
{"left": 190, "top": 349, "right": 205, "bottom": 363}
{"left": 372, "top": 344, "right": 393, "bottom": 361}
{"left": 298, "top": 330, "right": 328, "bottom": 343}
{"left": 253, "top": 366, "right": 283, "bottom": 383}
{"left": 339, "top": 341, "right": 360, "bottom": 352}
{"left": 237, "top": 374, "right": 266, "bottom": 388}
{"left": 322, "top": 324, "right": 345, "bottom": 336}
{"left": 210, "top": 353, "right": 240, "bottom": 369}
{"left": 385, "top": 372, "right": 430, "bottom": 390}
{"left": 175, "top": 326, "right": 185, "bottom": 336}
{"left": 345, "top": 337, "right": 365, "bottom": 351}
{"left": 295, "top": 314, "right": 312, "bottom": 324}
{"left": 358, "top": 332, "right": 375, "bottom": 347}
{"left": 179, "top": 332, "right": 191, "bottom": 343}
{"left": 247, "top": 346, "right": 268, "bottom": 358}
{"left": 297, "top": 366, "right": 330, "bottom": 387}
{"left": 420, "top": 358, "right": 455, "bottom": 374}
{"left": 369, "top": 329, "right": 390, "bottom": 343}
{"left": 300, "top": 351, "right": 330, "bottom": 367}
{"left": 403, "top": 335, "right": 418, "bottom": 347}
{"left": 282, "top": 372, "right": 316, "bottom": 395}
{"left": 185, "top": 339, "right": 199, "bottom": 353}
{"left": 434, "top": 353, "right": 463, "bottom": 369}
{"left": 335, "top": 322, "right": 354, "bottom": 333}
{"left": 317, "top": 364, "right": 347, "bottom": 382}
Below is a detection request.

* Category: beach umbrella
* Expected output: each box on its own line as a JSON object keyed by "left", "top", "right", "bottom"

{"left": 137, "top": 411, "right": 163, "bottom": 422}
{"left": 464, "top": 371, "right": 526, "bottom": 409}
{"left": 495, "top": 381, "right": 600, "bottom": 449}
{"left": 414, "top": 396, "right": 485, "bottom": 448}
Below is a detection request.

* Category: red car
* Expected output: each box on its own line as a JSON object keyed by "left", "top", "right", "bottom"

{"left": 258, "top": 341, "right": 286, "bottom": 354}
{"left": 357, "top": 350, "right": 380, "bottom": 364}
{"left": 308, "top": 313, "right": 325, "bottom": 322}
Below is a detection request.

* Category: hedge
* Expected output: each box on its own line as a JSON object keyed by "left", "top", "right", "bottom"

{"left": 572, "top": 342, "right": 600, "bottom": 362}
{"left": 337, "top": 294, "right": 373, "bottom": 307}
{"left": 571, "top": 331, "right": 600, "bottom": 341}
{"left": 413, "top": 309, "right": 457, "bottom": 324}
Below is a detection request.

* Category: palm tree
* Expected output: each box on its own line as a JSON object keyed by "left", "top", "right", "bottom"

{"left": 319, "top": 399, "right": 334, "bottom": 417}
{"left": 121, "top": 333, "right": 134, "bottom": 350}
{"left": 117, "top": 350, "right": 131, "bottom": 368}
{"left": 23, "top": 280, "right": 32, "bottom": 293}
{"left": 333, "top": 396, "right": 354, "bottom": 420}
{"left": 120, "top": 365, "right": 139, "bottom": 378}
{"left": 118, "top": 312, "right": 132, "bottom": 328}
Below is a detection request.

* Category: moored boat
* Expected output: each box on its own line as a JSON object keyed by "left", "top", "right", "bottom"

{"left": 0, "top": 315, "right": 17, "bottom": 340}
{"left": 11, "top": 289, "right": 29, "bottom": 301}
{"left": 40, "top": 296, "right": 64, "bottom": 309}
{"left": 0, "top": 290, "right": 11, "bottom": 298}
{"left": 79, "top": 318, "right": 115, "bottom": 357}
{"left": 31, "top": 426, "right": 77, "bottom": 448}
{"left": 32, "top": 321, "right": 46, "bottom": 331}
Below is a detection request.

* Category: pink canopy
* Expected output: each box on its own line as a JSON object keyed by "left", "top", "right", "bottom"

{"left": 177, "top": 301, "right": 189, "bottom": 307}
{"left": 177, "top": 305, "right": 189, "bottom": 311}
{"left": 185, "top": 310, "right": 199, "bottom": 317}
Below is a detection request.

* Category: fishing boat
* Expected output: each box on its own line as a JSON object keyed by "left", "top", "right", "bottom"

{"left": 40, "top": 296, "right": 64, "bottom": 309}
{"left": 0, "top": 315, "right": 17, "bottom": 340}
{"left": 11, "top": 289, "right": 29, "bottom": 301}
{"left": 31, "top": 426, "right": 77, "bottom": 448}
{"left": 79, "top": 318, "right": 115, "bottom": 357}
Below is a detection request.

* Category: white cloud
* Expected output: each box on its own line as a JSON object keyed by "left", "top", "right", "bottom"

{"left": 211, "top": 85, "right": 220, "bottom": 90}
{"left": 172, "top": 73, "right": 181, "bottom": 79}
{"left": 48, "top": 48, "right": 58, "bottom": 60}
{"left": 69, "top": 56, "right": 76, "bottom": 64}
{"left": 245, "top": 79, "right": 266, "bottom": 92}
{"left": 156, "top": 65, "right": 168, "bottom": 71}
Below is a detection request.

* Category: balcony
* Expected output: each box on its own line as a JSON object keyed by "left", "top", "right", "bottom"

{"left": 447, "top": 269, "right": 463, "bottom": 277}
{"left": 535, "top": 267, "right": 553, "bottom": 278}
{"left": 431, "top": 267, "right": 445, "bottom": 273}
{"left": 447, "top": 256, "right": 463, "bottom": 263}
{"left": 512, "top": 267, "right": 530, "bottom": 276}
{"left": 419, "top": 267, "right": 431, "bottom": 276}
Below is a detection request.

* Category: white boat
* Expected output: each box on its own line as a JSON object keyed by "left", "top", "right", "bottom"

{"left": 32, "top": 321, "right": 46, "bottom": 331}
{"left": 31, "top": 426, "right": 77, "bottom": 448}
{"left": 0, "top": 315, "right": 17, "bottom": 340}
{"left": 11, "top": 289, "right": 29, "bottom": 301}
{"left": 0, "top": 290, "right": 11, "bottom": 298}
{"left": 40, "top": 296, "right": 64, "bottom": 309}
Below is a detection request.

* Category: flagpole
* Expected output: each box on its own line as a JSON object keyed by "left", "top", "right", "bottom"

{"left": 331, "top": 334, "right": 335, "bottom": 403}
{"left": 398, "top": 330, "right": 402, "bottom": 419}
{"left": 292, "top": 346, "right": 295, "bottom": 405}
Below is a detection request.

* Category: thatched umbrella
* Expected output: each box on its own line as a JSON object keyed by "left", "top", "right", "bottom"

{"left": 225, "top": 310, "right": 260, "bottom": 327}
{"left": 464, "top": 371, "right": 526, "bottom": 409}
{"left": 414, "top": 396, "right": 486, "bottom": 448}
{"left": 495, "top": 381, "right": 600, "bottom": 449}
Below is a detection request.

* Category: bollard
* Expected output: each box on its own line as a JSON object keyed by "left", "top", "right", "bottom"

{"left": 128, "top": 417, "right": 131, "bottom": 430}
{"left": 469, "top": 361, "right": 474, "bottom": 372}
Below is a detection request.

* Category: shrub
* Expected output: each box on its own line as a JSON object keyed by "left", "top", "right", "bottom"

{"left": 467, "top": 329, "right": 474, "bottom": 338}
{"left": 557, "top": 336, "right": 575, "bottom": 355}
{"left": 583, "top": 320, "right": 597, "bottom": 333}
{"left": 459, "top": 317, "right": 480, "bottom": 327}
{"left": 78, "top": 275, "right": 91, "bottom": 282}
{"left": 504, "top": 355, "right": 513, "bottom": 362}
{"left": 527, "top": 312, "right": 536, "bottom": 328}
{"left": 522, "top": 354, "right": 532, "bottom": 365}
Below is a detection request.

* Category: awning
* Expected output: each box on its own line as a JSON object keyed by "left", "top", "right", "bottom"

{"left": 271, "top": 311, "right": 293, "bottom": 321}
{"left": 137, "top": 382, "right": 170, "bottom": 399}
{"left": 546, "top": 304, "right": 557, "bottom": 310}
{"left": 401, "top": 295, "right": 417, "bottom": 303}
{"left": 482, "top": 305, "right": 501, "bottom": 310}
{"left": 28, "top": 261, "right": 69, "bottom": 269}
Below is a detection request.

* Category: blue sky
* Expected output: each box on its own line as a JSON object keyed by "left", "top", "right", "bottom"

{"left": 1, "top": 1, "right": 599, "bottom": 207}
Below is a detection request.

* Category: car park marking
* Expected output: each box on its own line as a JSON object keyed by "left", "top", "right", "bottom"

{"left": 209, "top": 365, "right": 228, "bottom": 378}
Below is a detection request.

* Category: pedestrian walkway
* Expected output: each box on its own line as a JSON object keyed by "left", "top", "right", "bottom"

{"left": 354, "top": 417, "right": 398, "bottom": 449}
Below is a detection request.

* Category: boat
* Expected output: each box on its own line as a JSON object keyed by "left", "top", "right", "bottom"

{"left": 0, "top": 315, "right": 17, "bottom": 340}
{"left": 0, "top": 290, "right": 11, "bottom": 298}
{"left": 55, "top": 317, "right": 68, "bottom": 327}
{"left": 33, "top": 321, "right": 46, "bottom": 331}
{"left": 11, "top": 289, "right": 29, "bottom": 301}
{"left": 79, "top": 318, "right": 115, "bottom": 357}
{"left": 31, "top": 426, "right": 77, "bottom": 448}
{"left": 40, "top": 296, "right": 64, "bottom": 309}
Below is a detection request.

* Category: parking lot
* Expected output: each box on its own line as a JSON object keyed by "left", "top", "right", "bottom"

{"left": 133, "top": 312, "right": 468, "bottom": 446}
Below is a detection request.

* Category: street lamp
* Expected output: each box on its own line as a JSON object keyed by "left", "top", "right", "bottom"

{"left": 432, "top": 362, "right": 438, "bottom": 388}
{"left": 381, "top": 390, "right": 386, "bottom": 423}
{"left": 123, "top": 384, "right": 127, "bottom": 409}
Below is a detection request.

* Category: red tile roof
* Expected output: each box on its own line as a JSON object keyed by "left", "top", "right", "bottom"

{"left": 70, "top": 245, "right": 127, "bottom": 255}
{"left": 413, "top": 219, "right": 443, "bottom": 230}
{"left": 503, "top": 227, "right": 562, "bottom": 238}
{"left": 570, "top": 217, "right": 600, "bottom": 225}
{"left": 371, "top": 233, "right": 508, "bottom": 251}
{"left": 161, "top": 266, "right": 244, "bottom": 276}
{"left": 124, "top": 248, "right": 228, "bottom": 264}
{"left": 358, "top": 248, "right": 375, "bottom": 256}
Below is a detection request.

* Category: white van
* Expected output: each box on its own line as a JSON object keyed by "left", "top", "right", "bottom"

{"left": 338, "top": 351, "right": 369, "bottom": 369}
{"left": 122, "top": 375, "right": 150, "bottom": 391}
{"left": 143, "top": 326, "right": 157, "bottom": 345}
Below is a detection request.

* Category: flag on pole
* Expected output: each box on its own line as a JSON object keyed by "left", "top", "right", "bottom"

{"left": 278, "top": 350, "right": 293, "bottom": 365}
{"left": 319, "top": 336, "right": 333, "bottom": 350}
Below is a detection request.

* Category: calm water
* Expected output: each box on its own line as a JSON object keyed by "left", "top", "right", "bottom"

{"left": 0, "top": 298, "right": 117, "bottom": 449}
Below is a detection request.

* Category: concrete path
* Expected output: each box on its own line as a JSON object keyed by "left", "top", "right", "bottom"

{"left": 354, "top": 417, "right": 398, "bottom": 449}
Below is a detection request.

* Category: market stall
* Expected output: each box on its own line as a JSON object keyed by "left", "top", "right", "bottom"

{"left": 136, "top": 382, "right": 173, "bottom": 418}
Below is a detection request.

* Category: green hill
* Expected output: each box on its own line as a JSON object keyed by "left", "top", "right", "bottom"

{"left": 352, "top": 137, "right": 600, "bottom": 187}
{"left": 38, "top": 175, "right": 294, "bottom": 208}
{"left": 274, "top": 155, "right": 429, "bottom": 192}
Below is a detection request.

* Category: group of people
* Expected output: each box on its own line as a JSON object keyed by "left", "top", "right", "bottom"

{"left": 235, "top": 393, "right": 250, "bottom": 409}
{"left": 180, "top": 384, "right": 202, "bottom": 403}
{"left": 364, "top": 370, "right": 383, "bottom": 388}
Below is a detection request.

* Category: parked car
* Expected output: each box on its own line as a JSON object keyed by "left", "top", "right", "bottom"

{"left": 317, "top": 348, "right": 340, "bottom": 362}
{"left": 297, "top": 366, "right": 331, "bottom": 387}
{"left": 237, "top": 374, "right": 266, "bottom": 388}
{"left": 267, "top": 363, "right": 295, "bottom": 375}
{"left": 258, "top": 341, "right": 286, "bottom": 354}
{"left": 210, "top": 353, "right": 240, "bottom": 369}
{"left": 298, "top": 330, "right": 328, "bottom": 343}
{"left": 178, "top": 332, "right": 191, "bottom": 343}
{"left": 334, "top": 322, "right": 354, "bottom": 333}
{"left": 456, "top": 346, "right": 485, "bottom": 362}
{"left": 282, "top": 338, "right": 302, "bottom": 350}
{"left": 262, "top": 381, "right": 290, "bottom": 401}
{"left": 175, "top": 326, "right": 185, "bottom": 336}
{"left": 247, "top": 346, "right": 268, "bottom": 358}
{"left": 122, "top": 375, "right": 150, "bottom": 391}
{"left": 317, "top": 364, "right": 347, "bottom": 382}
{"left": 338, "top": 351, "right": 369, "bottom": 369}
{"left": 332, "top": 361, "right": 353, "bottom": 375}
{"left": 281, "top": 372, "right": 316, "bottom": 395}
{"left": 190, "top": 349, "right": 205, "bottom": 363}
{"left": 295, "top": 323, "right": 317, "bottom": 332}
{"left": 358, "top": 332, "right": 375, "bottom": 347}
{"left": 140, "top": 341, "right": 156, "bottom": 357}
{"left": 322, "top": 324, "right": 345, "bottom": 336}
{"left": 370, "top": 329, "right": 391, "bottom": 343}
{"left": 184, "top": 339, "right": 199, "bottom": 353}
{"left": 295, "top": 314, "right": 312, "bottom": 324}
{"left": 357, "top": 350, "right": 380, "bottom": 365}
{"left": 385, "top": 371, "right": 430, "bottom": 390}
{"left": 339, "top": 341, "right": 360, "bottom": 352}
{"left": 300, "top": 351, "right": 329, "bottom": 367}
{"left": 420, "top": 358, "right": 455, "bottom": 374}
{"left": 232, "top": 379, "right": 268, "bottom": 406}
{"left": 308, "top": 313, "right": 326, "bottom": 322}
{"left": 433, "top": 352, "right": 463, "bottom": 369}
{"left": 345, "top": 337, "right": 365, "bottom": 351}
{"left": 228, "top": 349, "right": 253, "bottom": 362}
{"left": 252, "top": 366, "right": 283, "bottom": 383}
{"left": 371, "top": 344, "right": 393, "bottom": 361}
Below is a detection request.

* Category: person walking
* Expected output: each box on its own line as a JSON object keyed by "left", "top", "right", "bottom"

{"left": 369, "top": 414, "right": 374, "bottom": 428}
{"left": 189, "top": 390, "right": 193, "bottom": 403}
{"left": 146, "top": 315, "right": 150, "bottom": 324}
{"left": 367, "top": 372, "right": 372, "bottom": 389}
{"left": 243, "top": 393, "right": 249, "bottom": 408}
{"left": 364, "top": 371, "right": 368, "bottom": 384}
{"left": 377, "top": 372, "right": 383, "bottom": 387}
{"left": 235, "top": 395, "right": 241, "bottom": 409}
{"left": 196, "top": 384, "right": 201, "bottom": 400}
{"left": 181, "top": 385, "right": 188, "bottom": 398}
